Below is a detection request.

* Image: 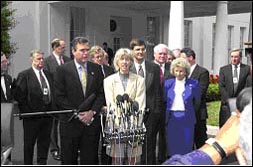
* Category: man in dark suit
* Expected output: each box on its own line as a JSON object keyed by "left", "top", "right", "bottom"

{"left": 180, "top": 48, "right": 210, "bottom": 149}
{"left": 219, "top": 48, "right": 250, "bottom": 128}
{"left": 89, "top": 45, "right": 114, "bottom": 165}
{"left": 129, "top": 38, "right": 163, "bottom": 165}
{"left": 153, "top": 44, "right": 174, "bottom": 163}
{"left": 43, "top": 38, "right": 71, "bottom": 161}
{"left": 1, "top": 51, "right": 14, "bottom": 163}
{"left": 15, "top": 50, "right": 55, "bottom": 165}
{"left": 1, "top": 52, "right": 13, "bottom": 103}
{"left": 103, "top": 42, "right": 114, "bottom": 66}
{"left": 54, "top": 37, "right": 105, "bottom": 165}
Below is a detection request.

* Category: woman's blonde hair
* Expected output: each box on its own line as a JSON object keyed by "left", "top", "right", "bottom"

{"left": 170, "top": 57, "right": 191, "bottom": 77}
{"left": 113, "top": 48, "right": 134, "bottom": 71}
{"left": 89, "top": 45, "right": 104, "bottom": 60}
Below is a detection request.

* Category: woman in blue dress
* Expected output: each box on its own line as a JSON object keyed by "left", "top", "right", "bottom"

{"left": 164, "top": 57, "right": 200, "bottom": 157}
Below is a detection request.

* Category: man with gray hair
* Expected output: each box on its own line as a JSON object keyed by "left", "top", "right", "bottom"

{"left": 219, "top": 49, "right": 250, "bottom": 128}
{"left": 15, "top": 50, "right": 55, "bottom": 164}
{"left": 153, "top": 43, "right": 173, "bottom": 163}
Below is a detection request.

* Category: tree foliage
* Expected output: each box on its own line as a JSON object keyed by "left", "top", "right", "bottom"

{"left": 1, "top": 1, "right": 17, "bottom": 59}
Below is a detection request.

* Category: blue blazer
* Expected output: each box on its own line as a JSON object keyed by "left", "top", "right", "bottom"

{"left": 163, "top": 78, "right": 201, "bottom": 126}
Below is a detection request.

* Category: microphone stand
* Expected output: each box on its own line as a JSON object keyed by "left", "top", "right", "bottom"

{"left": 13, "top": 109, "right": 75, "bottom": 117}
{"left": 13, "top": 109, "right": 92, "bottom": 124}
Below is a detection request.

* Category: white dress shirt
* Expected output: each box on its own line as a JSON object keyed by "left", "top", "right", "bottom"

{"left": 53, "top": 51, "right": 64, "bottom": 65}
{"left": 32, "top": 67, "right": 51, "bottom": 95}
{"left": 170, "top": 78, "right": 186, "bottom": 111}
{"left": 1, "top": 75, "right": 7, "bottom": 99}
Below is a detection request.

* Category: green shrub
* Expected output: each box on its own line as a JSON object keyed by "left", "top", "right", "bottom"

{"left": 1, "top": 1, "right": 17, "bottom": 58}
{"left": 207, "top": 101, "right": 220, "bottom": 126}
{"left": 206, "top": 83, "right": 221, "bottom": 102}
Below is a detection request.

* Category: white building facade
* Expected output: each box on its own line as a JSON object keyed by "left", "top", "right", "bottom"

{"left": 9, "top": 1, "right": 252, "bottom": 77}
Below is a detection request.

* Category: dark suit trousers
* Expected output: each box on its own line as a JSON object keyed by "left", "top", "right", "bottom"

{"left": 60, "top": 121, "right": 100, "bottom": 165}
{"left": 219, "top": 103, "right": 231, "bottom": 128}
{"left": 194, "top": 119, "right": 207, "bottom": 149}
{"left": 101, "top": 115, "right": 112, "bottom": 165}
{"left": 50, "top": 118, "right": 60, "bottom": 152}
{"left": 23, "top": 117, "right": 52, "bottom": 165}
{"left": 158, "top": 109, "right": 167, "bottom": 163}
{"left": 141, "top": 112, "right": 160, "bottom": 165}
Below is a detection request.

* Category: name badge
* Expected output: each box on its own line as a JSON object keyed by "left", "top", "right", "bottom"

{"left": 233, "top": 77, "right": 238, "bottom": 84}
{"left": 43, "top": 88, "right": 49, "bottom": 95}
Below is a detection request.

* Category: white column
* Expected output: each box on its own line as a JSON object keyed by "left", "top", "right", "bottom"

{"left": 213, "top": 1, "right": 228, "bottom": 74}
{"left": 168, "top": 1, "right": 184, "bottom": 50}
{"left": 248, "top": 13, "right": 252, "bottom": 42}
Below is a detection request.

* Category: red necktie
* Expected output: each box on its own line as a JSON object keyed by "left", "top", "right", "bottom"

{"left": 59, "top": 56, "right": 63, "bottom": 65}
{"left": 160, "top": 64, "right": 163, "bottom": 85}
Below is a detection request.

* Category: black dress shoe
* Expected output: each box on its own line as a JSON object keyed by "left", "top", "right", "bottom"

{"left": 51, "top": 150, "right": 61, "bottom": 161}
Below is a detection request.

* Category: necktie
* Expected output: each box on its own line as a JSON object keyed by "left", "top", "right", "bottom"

{"left": 233, "top": 64, "right": 238, "bottom": 94}
{"left": 59, "top": 56, "right": 63, "bottom": 65}
{"left": 81, "top": 66, "right": 87, "bottom": 95}
{"left": 138, "top": 65, "right": 144, "bottom": 77}
{"left": 39, "top": 70, "right": 50, "bottom": 104}
{"left": 101, "top": 65, "right": 105, "bottom": 77}
{"left": 160, "top": 64, "right": 164, "bottom": 85}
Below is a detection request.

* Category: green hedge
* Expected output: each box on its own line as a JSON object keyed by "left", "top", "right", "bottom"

{"left": 206, "top": 83, "right": 221, "bottom": 102}
{"left": 207, "top": 101, "right": 220, "bottom": 126}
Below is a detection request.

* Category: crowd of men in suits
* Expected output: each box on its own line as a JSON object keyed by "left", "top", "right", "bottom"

{"left": 1, "top": 37, "right": 251, "bottom": 165}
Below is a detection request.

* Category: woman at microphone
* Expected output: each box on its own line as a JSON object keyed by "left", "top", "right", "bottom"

{"left": 103, "top": 48, "right": 146, "bottom": 165}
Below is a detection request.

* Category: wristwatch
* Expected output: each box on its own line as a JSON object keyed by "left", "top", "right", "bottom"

{"left": 205, "top": 138, "right": 227, "bottom": 159}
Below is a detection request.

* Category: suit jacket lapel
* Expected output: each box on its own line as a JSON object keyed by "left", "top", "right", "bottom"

{"left": 1, "top": 81, "right": 7, "bottom": 101}
{"left": 69, "top": 61, "right": 83, "bottom": 92}
{"left": 130, "top": 65, "right": 137, "bottom": 74}
{"left": 125, "top": 73, "right": 136, "bottom": 96}
{"left": 238, "top": 64, "right": 246, "bottom": 85}
{"left": 49, "top": 54, "right": 59, "bottom": 68}
{"left": 145, "top": 61, "right": 153, "bottom": 90}
{"left": 190, "top": 65, "right": 199, "bottom": 79}
{"left": 5, "top": 75, "right": 11, "bottom": 101}
{"left": 114, "top": 72, "right": 125, "bottom": 95}
{"left": 29, "top": 68, "right": 43, "bottom": 96}
{"left": 86, "top": 62, "right": 98, "bottom": 95}
{"left": 164, "top": 63, "right": 172, "bottom": 80}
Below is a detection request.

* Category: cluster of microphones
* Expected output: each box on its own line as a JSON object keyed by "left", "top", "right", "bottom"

{"left": 104, "top": 93, "right": 146, "bottom": 143}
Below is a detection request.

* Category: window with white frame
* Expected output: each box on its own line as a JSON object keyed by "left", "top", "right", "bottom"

{"left": 146, "top": 17, "right": 159, "bottom": 61}
{"left": 113, "top": 37, "right": 120, "bottom": 53}
{"left": 70, "top": 7, "right": 86, "bottom": 41}
{"left": 228, "top": 25, "right": 234, "bottom": 62}
{"left": 240, "top": 27, "right": 246, "bottom": 56}
{"left": 184, "top": 20, "right": 192, "bottom": 48}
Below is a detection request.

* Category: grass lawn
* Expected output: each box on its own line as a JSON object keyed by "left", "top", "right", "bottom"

{"left": 206, "top": 101, "right": 221, "bottom": 126}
